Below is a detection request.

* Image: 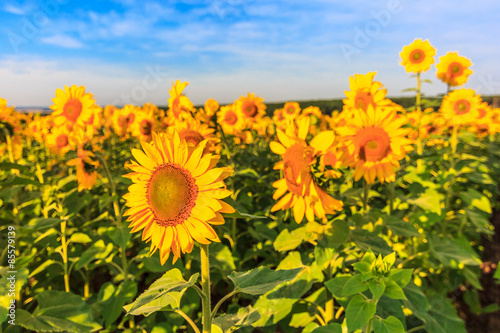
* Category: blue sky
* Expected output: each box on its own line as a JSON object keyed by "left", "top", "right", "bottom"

{"left": 1, "top": 0, "right": 499, "bottom": 107}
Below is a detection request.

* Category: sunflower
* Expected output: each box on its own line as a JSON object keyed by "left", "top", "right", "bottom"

{"left": 399, "top": 39, "right": 436, "bottom": 73}
{"left": 234, "top": 93, "right": 267, "bottom": 123}
{"left": 46, "top": 125, "right": 76, "bottom": 155}
{"left": 204, "top": 98, "right": 219, "bottom": 117}
{"left": 217, "top": 104, "right": 245, "bottom": 135}
{"left": 282, "top": 102, "right": 301, "bottom": 120}
{"left": 440, "top": 89, "right": 481, "bottom": 126}
{"left": 343, "top": 72, "right": 391, "bottom": 112}
{"left": 167, "top": 117, "right": 218, "bottom": 152}
{"left": 165, "top": 80, "right": 194, "bottom": 124}
{"left": 50, "top": 85, "right": 96, "bottom": 130}
{"left": 436, "top": 52, "right": 473, "bottom": 87}
{"left": 112, "top": 105, "right": 138, "bottom": 138}
{"left": 338, "top": 106, "right": 413, "bottom": 184}
{"left": 131, "top": 109, "right": 157, "bottom": 142}
{"left": 270, "top": 118, "right": 343, "bottom": 224}
{"left": 67, "top": 148, "right": 100, "bottom": 192}
{"left": 123, "top": 131, "right": 234, "bottom": 264}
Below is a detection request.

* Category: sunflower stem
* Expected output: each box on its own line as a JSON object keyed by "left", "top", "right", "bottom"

{"left": 174, "top": 309, "right": 201, "bottom": 333}
{"left": 61, "top": 220, "right": 70, "bottom": 292}
{"left": 200, "top": 243, "right": 212, "bottom": 333}
{"left": 416, "top": 72, "right": 422, "bottom": 112}
{"left": 363, "top": 180, "right": 370, "bottom": 214}
{"left": 387, "top": 181, "right": 395, "bottom": 215}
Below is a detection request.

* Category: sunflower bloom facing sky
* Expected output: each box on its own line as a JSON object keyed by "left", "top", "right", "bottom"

{"left": 123, "top": 131, "right": 234, "bottom": 264}
{"left": 270, "top": 118, "right": 343, "bottom": 224}
{"left": 436, "top": 52, "right": 473, "bottom": 87}
{"left": 399, "top": 38, "right": 436, "bottom": 73}
{"left": 338, "top": 106, "right": 413, "bottom": 184}
{"left": 440, "top": 88, "right": 481, "bottom": 126}
{"left": 234, "top": 92, "right": 267, "bottom": 123}
{"left": 50, "top": 85, "right": 96, "bottom": 130}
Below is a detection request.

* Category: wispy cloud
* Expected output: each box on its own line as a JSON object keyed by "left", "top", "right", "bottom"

{"left": 40, "top": 34, "right": 84, "bottom": 48}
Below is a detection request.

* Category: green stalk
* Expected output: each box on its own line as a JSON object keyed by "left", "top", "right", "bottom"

{"left": 365, "top": 317, "right": 373, "bottom": 333}
{"left": 416, "top": 72, "right": 422, "bottom": 112}
{"left": 363, "top": 180, "right": 371, "bottom": 214}
{"left": 200, "top": 244, "right": 212, "bottom": 333}
{"left": 61, "top": 220, "right": 70, "bottom": 292}
{"left": 387, "top": 181, "right": 395, "bottom": 215}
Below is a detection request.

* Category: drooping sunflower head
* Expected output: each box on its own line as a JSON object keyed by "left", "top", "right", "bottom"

{"left": 270, "top": 118, "right": 343, "bottom": 224}
{"left": 343, "top": 72, "right": 391, "bottom": 112}
{"left": 50, "top": 85, "right": 96, "bottom": 129}
{"left": 440, "top": 88, "right": 481, "bottom": 126}
{"left": 399, "top": 38, "right": 436, "bottom": 73}
{"left": 123, "top": 131, "right": 234, "bottom": 264}
{"left": 436, "top": 52, "right": 473, "bottom": 87}
{"left": 338, "top": 106, "right": 413, "bottom": 184}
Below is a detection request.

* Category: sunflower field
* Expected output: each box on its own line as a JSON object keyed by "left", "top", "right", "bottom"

{"left": 1, "top": 40, "right": 500, "bottom": 333}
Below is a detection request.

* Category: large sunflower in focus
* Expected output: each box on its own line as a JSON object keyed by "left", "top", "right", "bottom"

{"left": 270, "top": 118, "right": 343, "bottom": 224}
{"left": 50, "top": 85, "right": 95, "bottom": 130}
{"left": 123, "top": 131, "right": 234, "bottom": 264}
{"left": 440, "top": 89, "right": 481, "bottom": 126}
{"left": 343, "top": 72, "right": 391, "bottom": 112}
{"left": 338, "top": 106, "right": 413, "bottom": 184}
{"left": 436, "top": 52, "right": 473, "bottom": 87}
{"left": 399, "top": 39, "right": 436, "bottom": 73}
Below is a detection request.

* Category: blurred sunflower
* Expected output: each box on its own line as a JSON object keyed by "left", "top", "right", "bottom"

{"left": 440, "top": 89, "right": 481, "bottom": 126}
{"left": 436, "top": 52, "right": 473, "bottom": 87}
{"left": 343, "top": 72, "right": 391, "bottom": 112}
{"left": 132, "top": 109, "right": 156, "bottom": 142}
{"left": 113, "top": 105, "right": 138, "bottom": 138}
{"left": 399, "top": 39, "right": 436, "bottom": 73}
{"left": 46, "top": 126, "right": 76, "bottom": 156}
{"left": 235, "top": 93, "right": 267, "bottom": 123}
{"left": 166, "top": 80, "right": 194, "bottom": 124}
{"left": 204, "top": 98, "right": 219, "bottom": 117}
{"left": 282, "top": 102, "right": 301, "bottom": 120}
{"left": 67, "top": 148, "right": 100, "bottom": 192}
{"left": 50, "top": 85, "right": 96, "bottom": 130}
{"left": 338, "top": 106, "right": 413, "bottom": 184}
{"left": 217, "top": 104, "right": 245, "bottom": 135}
{"left": 167, "top": 117, "right": 218, "bottom": 151}
{"left": 270, "top": 118, "right": 343, "bottom": 224}
{"left": 123, "top": 131, "right": 234, "bottom": 264}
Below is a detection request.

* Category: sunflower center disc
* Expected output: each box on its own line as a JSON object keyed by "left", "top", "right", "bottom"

{"left": 56, "top": 134, "right": 69, "bottom": 148}
{"left": 243, "top": 102, "right": 257, "bottom": 117}
{"left": 358, "top": 127, "right": 391, "bottom": 162}
{"left": 147, "top": 164, "right": 198, "bottom": 226}
{"left": 449, "top": 62, "right": 464, "bottom": 76}
{"left": 454, "top": 99, "right": 471, "bottom": 115}
{"left": 63, "top": 98, "right": 83, "bottom": 123}
{"left": 410, "top": 49, "right": 425, "bottom": 63}
{"left": 140, "top": 120, "right": 152, "bottom": 136}
{"left": 224, "top": 111, "right": 238, "bottom": 125}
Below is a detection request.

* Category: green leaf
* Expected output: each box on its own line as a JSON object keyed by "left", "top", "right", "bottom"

{"left": 211, "top": 243, "right": 236, "bottom": 274}
{"left": 494, "top": 261, "right": 500, "bottom": 282}
{"left": 228, "top": 266, "right": 303, "bottom": 295}
{"left": 0, "top": 268, "right": 29, "bottom": 323}
{"left": 345, "top": 295, "right": 376, "bottom": 332}
{"left": 465, "top": 208, "right": 494, "bottom": 235}
{"left": 274, "top": 228, "right": 306, "bottom": 252}
{"left": 29, "top": 260, "right": 59, "bottom": 277}
{"left": 212, "top": 305, "right": 260, "bottom": 332}
{"left": 407, "top": 188, "right": 442, "bottom": 215}
{"left": 222, "top": 210, "right": 266, "bottom": 220}
{"left": 402, "top": 280, "right": 430, "bottom": 314}
{"left": 16, "top": 291, "right": 101, "bottom": 333}
{"left": 252, "top": 297, "right": 297, "bottom": 327}
{"left": 373, "top": 316, "right": 405, "bottom": 333}
{"left": 69, "top": 233, "right": 92, "bottom": 244}
{"left": 3, "top": 176, "right": 41, "bottom": 187}
{"left": 383, "top": 215, "right": 421, "bottom": 237}
{"left": 351, "top": 230, "right": 393, "bottom": 255}
{"left": 107, "top": 225, "right": 131, "bottom": 249}
{"left": 384, "top": 280, "right": 407, "bottom": 300}
{"left": 325, "top": 276, "right": 351, "bottom": 298}
{"left": 75, "top": 239, "right": 114, "bottom": 270}
{"left": 124, "top": 269, "right": 199, "bottom": 316}
{"left": 98, "top": 280, "right": 137, "bottom": 327}
{"left": 417, "top": 293, "right": 466, "bottom": 333}
{"left": 389, "top": 269, "right": 413, "bottom": 288}
{"left": 24, "top": 218, "right": 65, "bottom": 231}
{"left": 342, "top": 274, "right": 369, "bottom": 297}
{"left": 310, "top": 323, "right": 343, "bottom": 333}
{"left": 460, "top": 188, "right": 492, "bottom": 213}
{"left": 428, "top": 235, "right": 481, "bottom": 267}
{"left": 369, "top": 279, "right": 385, "bottom": 301}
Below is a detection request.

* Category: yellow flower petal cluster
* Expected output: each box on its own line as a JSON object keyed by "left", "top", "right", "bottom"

{"left": 343, "top": 72, "right": 391, "bottom": 113}
{"left": 123, "top": 131, "right": 234, "bottom": 264}
{"left": 436, "top": 52, "right": 473, "bottom": 87}
{"left": 440, "top": 89, "right": 481, "bottom": 126}
{"left": 400, "top": 39, "right": 436, "bottom": 73}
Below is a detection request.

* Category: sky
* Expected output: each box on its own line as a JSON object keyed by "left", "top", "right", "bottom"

{"left": 1, "top": 0, "right": 500, "bottom": 107}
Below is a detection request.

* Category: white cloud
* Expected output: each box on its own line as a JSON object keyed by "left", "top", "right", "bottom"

{"left": 40, "top": 34, "right": 84, "bottom": 48}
